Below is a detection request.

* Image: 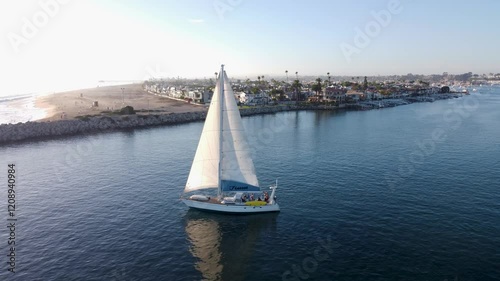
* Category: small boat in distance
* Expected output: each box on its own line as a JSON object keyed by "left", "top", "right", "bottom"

{"left": 181, "top": 65, "right": 280, "bottom": 213}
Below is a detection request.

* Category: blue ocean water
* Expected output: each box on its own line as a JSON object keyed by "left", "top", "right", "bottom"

{"left": 0, "top": 86, "right": 499, "bottom": 281}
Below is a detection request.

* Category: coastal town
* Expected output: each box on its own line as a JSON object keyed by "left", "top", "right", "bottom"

{"left": 0, "top": 71, "right": 497, "bottom": 145}
{"left": 143, "top": 71, "right": 497, "bottom": 110}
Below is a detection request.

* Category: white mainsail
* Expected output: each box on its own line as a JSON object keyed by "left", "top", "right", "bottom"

{"left": 185, "top": 67, "right": 259, "bottom": 193}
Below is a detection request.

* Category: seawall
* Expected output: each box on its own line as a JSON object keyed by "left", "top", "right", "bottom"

{"left": 0, "top": 105, "right": 307, "bottom": 145}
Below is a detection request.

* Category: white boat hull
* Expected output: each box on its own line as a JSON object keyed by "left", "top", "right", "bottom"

{"left": 182, "top": 199, "right": 280, "bottom": 213}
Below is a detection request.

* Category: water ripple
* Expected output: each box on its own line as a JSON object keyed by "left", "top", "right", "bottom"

{"left": 1, "top": 88, "right": 499, "bottom": 280}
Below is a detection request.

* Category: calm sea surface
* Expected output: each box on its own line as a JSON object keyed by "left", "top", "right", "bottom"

{"left": 1, "top": 86, "right": 499, "bottom": 281}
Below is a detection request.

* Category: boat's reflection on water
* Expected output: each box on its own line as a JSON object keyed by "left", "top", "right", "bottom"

{"left": 184, "top": 210, "right": 278, "bottom": 281}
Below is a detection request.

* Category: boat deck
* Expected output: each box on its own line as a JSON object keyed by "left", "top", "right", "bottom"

{"left": 207, "top": 197, "right": 224, "bottom": 204}
{"left": 188, "top": 197, "right": 269, "bottom": 206}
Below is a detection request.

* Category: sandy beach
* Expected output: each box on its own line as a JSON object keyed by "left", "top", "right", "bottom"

{"left": 35, "top": 84, "right": 206, "bottom": 121}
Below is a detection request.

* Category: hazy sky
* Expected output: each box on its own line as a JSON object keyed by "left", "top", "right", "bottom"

{"left": 1, "top": 0, "right": 499, "bottom": 96}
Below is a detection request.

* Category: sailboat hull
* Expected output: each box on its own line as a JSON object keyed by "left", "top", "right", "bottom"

{"left": 182, "top": 199, "right": 280, "bottom": 214}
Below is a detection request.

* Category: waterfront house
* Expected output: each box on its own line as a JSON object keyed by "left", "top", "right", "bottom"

{"left": 346, "top": 91, "right": 365, "bottom": 102}
{"left": 325, "top": 86, "right": 347, "bottom": 103}
{"left": 202, "top": 90, "right": 213, "bottom": 104}
{"left": 240, "top": 91, "right": 269, "bottom": 105}
{"left": 364, "top": 91, "right": 383, "bottom": 100}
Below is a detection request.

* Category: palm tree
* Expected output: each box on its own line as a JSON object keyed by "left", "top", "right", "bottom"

{"left": 323, "top": 79, "right": 329, "bottom": 90}
{"left": 327, "top": 72, "right": 331, "bottom": 86}
{"left": 292, "top": 79, "right": 302, "bottom": 104}
{"left": 295, "top": 71, "right": 298, "bottom": 80}
{"left": 285, "top": 70, "right": 289, "bottom": 93}
{"left": 270, "top": 79, "right": 277, "bottom": 99}
{"left": 313, "top": 78, "right": 323, "bottom": 100}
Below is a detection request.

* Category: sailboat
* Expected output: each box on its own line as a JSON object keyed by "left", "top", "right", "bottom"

{"left": 181, "top": 65, "right": 280, "bottom": 213}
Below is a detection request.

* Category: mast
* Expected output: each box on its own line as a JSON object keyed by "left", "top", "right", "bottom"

{"left": 217, "top": 64, "right": 225, "bottom": 199}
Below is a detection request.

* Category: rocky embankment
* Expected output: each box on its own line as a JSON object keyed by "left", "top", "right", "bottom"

{"left": 0, "top": 105, "right": 305, "bottom": 145}
{"left": 0, "top": 93, "right": 466, "bottom": 146}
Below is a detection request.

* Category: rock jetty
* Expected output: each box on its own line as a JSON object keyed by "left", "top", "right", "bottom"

{"left": 0, "top": 93, "right": 464, "bottom": 145}
{"left": 0, "top": 105, "right": 303, "bottom": 145}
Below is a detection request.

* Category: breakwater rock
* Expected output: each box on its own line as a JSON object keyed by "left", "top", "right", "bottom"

{"left": 0, "top": 105, "right": 306, "bottom": 145}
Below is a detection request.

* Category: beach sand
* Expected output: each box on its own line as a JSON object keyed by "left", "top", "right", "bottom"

{"left": 36, "top": 84, "right": 206, "bottom": 121}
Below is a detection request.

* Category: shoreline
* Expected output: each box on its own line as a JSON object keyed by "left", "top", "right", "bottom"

{"left": 0, "top": 92, "right": 466, "bottom": 146}
{"left": 0, "top": 95, "right": 47, "bottom": 124}
{"left": 33, "top": 83, "right": 206, "bottom": 122}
